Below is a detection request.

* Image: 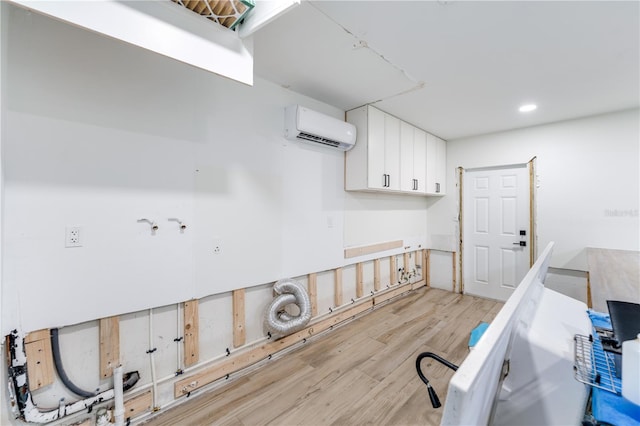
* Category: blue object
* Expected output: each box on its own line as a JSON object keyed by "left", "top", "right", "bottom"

{"left": 588, "top": 309, "right": 612, "bottom": 329}
{"left": 468, "top": 322, "right": 490, "bottom": 348}
{"left": 588, "top": 309, "right": 640, "bottom": 424}
{"left": 593, "top": 388, "right": 640, "bottom": 424}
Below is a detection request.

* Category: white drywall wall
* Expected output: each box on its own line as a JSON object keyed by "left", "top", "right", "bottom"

{"left": 428, "top": 108, "right": 640, "bottom": 271}
{"left": 1, "top": 3, "right": 428, "bottom": 335}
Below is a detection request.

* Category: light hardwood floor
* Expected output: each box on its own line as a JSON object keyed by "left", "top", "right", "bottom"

{"left": 144, "top": 288, "right": 502, "bottom": 426}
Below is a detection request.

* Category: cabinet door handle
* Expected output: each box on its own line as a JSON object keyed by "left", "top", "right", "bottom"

{"left": 436, "top": 182, "right": 440, "bottom": 193}
{"left": 414, "top": 179, "right": 418, "bottom": 190}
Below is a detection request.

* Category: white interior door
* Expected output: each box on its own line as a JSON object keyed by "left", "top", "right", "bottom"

{"left": 463, "top": 165, "right": 530, "bottom": 301}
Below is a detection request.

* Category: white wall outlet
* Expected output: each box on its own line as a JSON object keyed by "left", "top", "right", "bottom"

{"left": 65, "top": 226, "right": 82, "bottom": 248}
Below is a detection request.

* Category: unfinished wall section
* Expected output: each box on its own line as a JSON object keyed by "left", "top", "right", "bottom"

{"left": 12, "top": 250, "right": 428, "bottom": 425}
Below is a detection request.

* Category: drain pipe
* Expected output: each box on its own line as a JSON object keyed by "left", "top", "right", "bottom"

{"left": 7, "top": 331, "right": 137, "bottom": 424}
{"left": 148, "top": 308, "right": 158, "bottom": 410}
{"left": 50, "top": 328, "right": 97, "bottom": 398}
{"left": 113, "top": 366, "right": 125, "bottom": 426}
{"left": 176, "top": 302, "right": 184, "bottom": 374}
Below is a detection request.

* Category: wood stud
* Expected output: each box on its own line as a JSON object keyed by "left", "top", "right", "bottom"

{"left": 334, "top": 268, "right": 343, "bottom": 307}
{"left": 458, "top": 166, "right": 464, "bottom": 294}
{"left": 174, "top": 299, "right": 374, "bottom": 398}
{"left": 374, "top": 282, "right": 413, "bottom": 305}
{"left": 308, "top": 273, "right": 318, "bottom": 316}
{"left": 390, "top": 255, "right": 397, "bottom": 285}
{"left": 184, "top": 300, "right": 199, "bottom": 367}
{"left": 403, "top": 252, "right": 410, "bottom": 282}
{"left": 99, "top": 316, "right": 120, "bottom": 379}
{"left": 124, "top": 390, "right": 153, "bottom": 418}
{"left": 528, "top": 157, "right": 536, "bottom": 267}
{"left": 56, "top": 248, "right": 438, "bottom": 421}
{"left": 355, "top": 263, "right": 364, "bottom": 298}
{"left": 452, "top": 251, "right": 458, "bottom": 293}
{"left": 232, "top": 289, "right": 246, "bottom": 348}
{"left": 24, "top": 329, "right": 54, "bottom": 390}
{"left": 344, "top": 240, "right": 403, "bottom": 259}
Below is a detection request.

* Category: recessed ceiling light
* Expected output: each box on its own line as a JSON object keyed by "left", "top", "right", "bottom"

{"left": 519, "top": 104, "right": 537, "bottom": 113}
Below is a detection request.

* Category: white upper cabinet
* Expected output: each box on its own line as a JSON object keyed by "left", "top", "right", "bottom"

{"left": 426, "top": 133, "right": 447, "bottom": 195}
{"left": 346, "top": 105, "right": 445, "bottom": 196}
{"left": 400, "top": 122, "right": 427, "bottom": 193}
{"left": 346, "top": 105, "right": 401, "bottom": 191}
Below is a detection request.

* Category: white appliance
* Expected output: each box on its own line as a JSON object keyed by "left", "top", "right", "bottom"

{"left": 441, "top": 242, "right": 591, "bottom": 425}
{"left": 284, "top": 105, "right": 356, "bottom": 151}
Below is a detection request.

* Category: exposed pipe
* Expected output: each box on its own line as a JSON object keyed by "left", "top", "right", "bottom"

{"left": 176, "top": 302, "right": 184, "bottom": 374}
{"left": 148, "top": 308, "right": 158, "bottom": 410}
{"left": 7, "top": 330, "right": 141, "bottom": 424}
{"left": 264, "top": 279, "right": 312, "bottom": 337}
{"left": 113, "top": 366, "right": 125, "bottom": 426}
{"left": 50, "top": 328, "right": 96, "bottom": 398}
{"left": 415, "top": 351, "right": 458, "bottom": 409}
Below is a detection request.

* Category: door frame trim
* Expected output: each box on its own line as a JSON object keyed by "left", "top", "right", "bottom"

{"left": 457, "top": 160, "right": 537, "bottom": 295}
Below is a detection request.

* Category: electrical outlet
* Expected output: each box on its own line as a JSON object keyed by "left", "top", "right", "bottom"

{"left": 65, "top": 227, "right": 82, "bottom": 248}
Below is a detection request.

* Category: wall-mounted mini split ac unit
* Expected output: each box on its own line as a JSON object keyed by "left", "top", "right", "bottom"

{"left": 284, "top": 105, "right": 356, "bottom": 151}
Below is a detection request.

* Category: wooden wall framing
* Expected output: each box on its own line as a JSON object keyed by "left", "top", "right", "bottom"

{"left": 308, "top": 273, "right": 318, "bottom": 316}
{"left": 99, "top": 316, "right": 120, "bottom": 379}
{"left": 183, "top": 300, "right": 199, "bottom": 367}
{"left": 173, "top": 249, "right": 427, "bottom": 398}
{"left": 344, "top": 240, "right": 403, "bottom": 258}
{"left": 24, "top": 329, "right": 54, "bottom": 390}
{"left": 232, "top": 289, "right": 246, "bottom": 348}
{"left": 25, "top": 248, "right": 438, "bottom": 424}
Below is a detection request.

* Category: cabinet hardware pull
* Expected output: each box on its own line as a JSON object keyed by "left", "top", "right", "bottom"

{"left": 436, "top": 182, "right": 440, "bottom": 193}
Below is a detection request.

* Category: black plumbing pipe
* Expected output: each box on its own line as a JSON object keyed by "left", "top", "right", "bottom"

{"left": 415, "top": 351, "right": 458, "bottom": 409}
{"left": 123, "top": 371, "right": 141, "bottom": 392}
{"left": 50, "top": 328, "right": 97, "bottom": 398}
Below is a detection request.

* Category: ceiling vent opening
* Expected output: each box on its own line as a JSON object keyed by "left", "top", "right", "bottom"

{"left": 171, "top": 0, "right": 255, "bottom": 30}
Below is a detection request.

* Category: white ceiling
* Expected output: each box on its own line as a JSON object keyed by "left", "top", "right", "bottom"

{"left": 252, "top": 1, "right": 639, "bottom": 140}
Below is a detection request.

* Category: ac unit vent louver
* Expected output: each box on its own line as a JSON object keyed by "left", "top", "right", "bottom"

{"left": 297, "top": 132, "right": 341, "bottom": 148}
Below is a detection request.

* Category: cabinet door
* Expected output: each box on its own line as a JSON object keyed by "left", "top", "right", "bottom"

{"left": 400, "top": 121, "right": 415, "bottom": 192}
{"left": 367, "top": 106, "right": 386, "bottom": 190}
{"left": 383, "top": 113, "right": 401, "bottom": 190}
{"left": 436, "top": 136, "right": 446, "bottom": 195}
{"left": 426, "top": 133, "right": 446, "bottom": 195}
{"left": 413, "top": 128, "right": 427, "bottom": 193}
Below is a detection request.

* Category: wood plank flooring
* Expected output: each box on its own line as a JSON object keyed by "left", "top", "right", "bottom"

{"left": 143, "top": 288, "right": 502, "bottom": 426}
